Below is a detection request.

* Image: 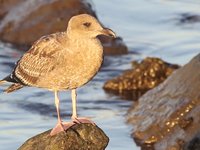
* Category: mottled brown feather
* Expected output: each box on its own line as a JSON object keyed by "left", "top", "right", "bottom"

{"left": 4, "top": 83, "right": 23, "bottom": 93}
{"left": 14, "top": 33, "right": 66, "bottom": 86}
{"left": 0, "top": 80, "right": 6, "bottom": 84}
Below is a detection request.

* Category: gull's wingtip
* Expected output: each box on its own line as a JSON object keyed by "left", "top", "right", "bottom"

{"left": 0, "top": 80, "right": 6, "bottom": 84}
{"left": 0, "top": 80, "right": 6, "bottom": 93}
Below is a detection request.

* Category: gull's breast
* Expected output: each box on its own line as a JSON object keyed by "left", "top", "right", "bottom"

{"left": 39, "top": 38, "right": 103, "bottom": 90}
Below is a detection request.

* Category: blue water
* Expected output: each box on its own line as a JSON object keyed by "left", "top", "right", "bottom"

{"left": 0, "top": 0, "right": 200, "bottom": 150}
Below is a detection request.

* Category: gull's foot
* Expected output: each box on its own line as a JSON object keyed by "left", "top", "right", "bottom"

{"left": 71, "top": 116, "right": 95, "bottom": 125}
{"left": 50, "top": 122, "right": 75, "bottom": 136}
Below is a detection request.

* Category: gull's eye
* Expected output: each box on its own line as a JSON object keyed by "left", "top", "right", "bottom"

{"left": 83, "top": 22, "right": 91, "bottom": 27}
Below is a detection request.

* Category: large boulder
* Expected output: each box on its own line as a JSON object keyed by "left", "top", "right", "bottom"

{"left": 0, "top": 0, "right": 127, "bottom": 55}
{"left": 127, "top": 53, "right": 200, "bottom": 150}
{"left": 18, "top": 123, "right": 109, "bottom": 150}
{"left": 103, "top": 57, "right": 179, "bottom": 100}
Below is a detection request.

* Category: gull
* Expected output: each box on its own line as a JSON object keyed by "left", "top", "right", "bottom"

{"left": 0, "top": 14, "right": 116, "bottom": 136}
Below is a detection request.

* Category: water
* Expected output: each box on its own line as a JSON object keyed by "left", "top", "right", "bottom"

{"left": 0, "top": 0, "right": 200, "bottom": 150}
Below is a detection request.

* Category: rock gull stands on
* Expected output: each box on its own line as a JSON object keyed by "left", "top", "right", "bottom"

{"left": 0, "top": 14, "right": 116, "bottom": 136}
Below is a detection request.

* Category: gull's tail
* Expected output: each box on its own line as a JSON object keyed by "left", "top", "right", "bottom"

{"left": 0, "top": 80, "right": 6, "bottom": 92}
{"left": 0, "top": 79, "right": 23, "bottom": 93}
{"left": 0, "top": 80, "right": 6, "bottom": 85}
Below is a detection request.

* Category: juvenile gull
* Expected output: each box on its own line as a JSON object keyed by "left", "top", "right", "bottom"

{"left": 0, "top": 14, "right": 116, "bottom": 136}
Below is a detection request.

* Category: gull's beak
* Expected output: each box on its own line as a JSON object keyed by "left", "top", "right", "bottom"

{"left": 100, "top": 28, "right": 116, "bottom": 38}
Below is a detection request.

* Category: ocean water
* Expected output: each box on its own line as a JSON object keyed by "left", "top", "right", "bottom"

{"left": 0, "top": 0, "right": 200, "bottom": 150}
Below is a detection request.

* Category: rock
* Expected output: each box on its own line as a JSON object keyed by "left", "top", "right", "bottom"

{"left": 98, "top": 36, "right": 128, "bottom": 55}
{"left": 0, "top": 0, "right": 127, "bottom": 55}
{"left": 179, "top": 13, "right": 200, "bottom": 24}
{"left": 127, "top": 53, "right": 200, "bottom": 150}
{"left": 18, "top": 123, "right": 109, "bottom": 150}
{"left": 185, "top": 134, "right": 200, "bottom": 150}
{"left": 103, "top": 57, "right": 179, "bottom": 100}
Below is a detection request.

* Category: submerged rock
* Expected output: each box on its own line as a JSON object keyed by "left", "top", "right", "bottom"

{"left": 103, "top": 57, "right": 179, "bottom": 100}
{"left": 0, "top": 0, "right": 127, "bottom": 55}
{"left": 127, "top": 53, "right": 200, "bottom": 150}
{"left": 179, "top": 13, "right": 200, "bottom": 24}
{"left": 18, "top": 123, "right": 109, "bottom": 150}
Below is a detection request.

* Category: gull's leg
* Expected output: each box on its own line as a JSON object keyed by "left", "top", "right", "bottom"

{"left": 71, "top": 89, "right": 77, "bottom": 119}
{"left": 71, "top": 89, "right": 95, "bottom": 125}
{"left": 55, "top": 91, "right": 62, "bottom": 124}
{"left": 50, "top": 91, "right": 74, "bottom": 136}
{"left": 50, "top": 91, "right": 64, "bottom": 136}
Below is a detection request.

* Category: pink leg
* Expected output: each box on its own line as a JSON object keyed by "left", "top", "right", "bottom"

{"left": 71, "top": 89, "right": 95, "bottom": 125}
{"left": 50, "top": 91, "right": 74, "bottom": 136}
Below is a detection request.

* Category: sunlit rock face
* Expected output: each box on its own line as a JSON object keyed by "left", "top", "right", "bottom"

{"left": 103, "top": 57, "right": 179, "bottom": 100}
{"left": 18, "top": 124, "right": 109, "bottom": 150}
{"left": 0, "top": 0, "right": 127, "bottom": 55}
{"left": 127, "top": 53, "right": 200, "bottom": 150}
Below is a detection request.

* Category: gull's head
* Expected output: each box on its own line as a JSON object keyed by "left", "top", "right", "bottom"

{"left": 67, "top": 14, "right": 116, "bottom": 39}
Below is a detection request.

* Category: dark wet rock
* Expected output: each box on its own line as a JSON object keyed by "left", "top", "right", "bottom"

{"left": 99, "top": 36, "right": 128, "bottom": 55}
{"left": 18, "top": 123, "right": 109, "bottom": 150}
{"left": 103, "top": 57, "right": 179, "bottom": 100}
{"left": 185, "top": 134, "right": 200, "bottom": 150}
{"left": 127, "top": 53, "right": 200, "bottom": 150}
{"left": 0, "top": 0, "right": 127, "bottom": 55}
{"left": 179, "top": 13, "right": 200, "bottom": 24}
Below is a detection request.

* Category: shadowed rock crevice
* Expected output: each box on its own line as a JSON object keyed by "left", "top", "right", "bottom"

{"left": 18, "top": 123, "right": 109, "bottom": 150}
{"left": 185, "top": 134, "right": 200, "bottom": 150}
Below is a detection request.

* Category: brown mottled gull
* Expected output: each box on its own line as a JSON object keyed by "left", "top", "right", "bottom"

{"left": 0, "top": 14, "right": 116, "bottom": 136}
